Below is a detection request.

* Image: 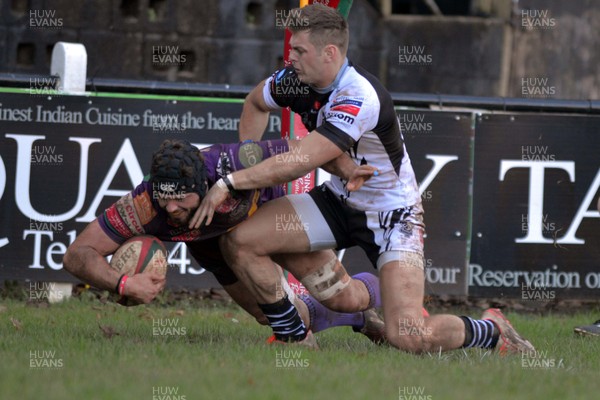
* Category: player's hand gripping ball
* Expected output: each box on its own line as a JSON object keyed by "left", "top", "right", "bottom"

{"left": 109, "top": 235, "right": 168, "bottom": 306}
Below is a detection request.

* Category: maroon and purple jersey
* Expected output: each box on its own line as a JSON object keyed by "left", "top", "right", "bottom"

{"left": 98, "top": 140, "right": 289, "bottom": 244}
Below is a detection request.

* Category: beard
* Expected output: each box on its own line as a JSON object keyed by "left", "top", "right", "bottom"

{"left": 167, "top": 207, "right": 197, "bottom": 227}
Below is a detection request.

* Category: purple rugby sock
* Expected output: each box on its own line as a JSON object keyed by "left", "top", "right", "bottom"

{"left": 299, "top": 295, "right": 364, "bottom": 333}
{"left": 352, "top": 272, "right": 381, "bottom": 308}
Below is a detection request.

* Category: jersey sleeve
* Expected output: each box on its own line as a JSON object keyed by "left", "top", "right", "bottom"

{"left": 97, "top": 182, "right": 157, "bottom": 244}
{"left": 263, "top": 66, "right": 306, "bottom": 110}
{"left": 316, "top": 93, "right": 379, "bottom": 152}
{"left": 257, "top": 138, "right": 289, "bottom": 158}
{"left": 220, "top": 139, "right": 290, "bottom": 173}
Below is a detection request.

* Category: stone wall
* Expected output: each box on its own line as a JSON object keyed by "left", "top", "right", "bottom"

{"left": 0, "top": 0, "right": 597, "bottom": 99}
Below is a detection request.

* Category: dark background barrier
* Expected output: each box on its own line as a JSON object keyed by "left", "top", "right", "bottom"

{"left": 398, "top": 110, "right": 473, "bottom": 296}
{"left": 470, "top": 113, "right": 600, "bottom": 299}
{"left": 0, "top": 91, "right": 475, "bottom": 296}
{"left": 1, "top": 89, "right": 599, "bottom": 298}
{"left": 0, "top": 91, "right": 280, "bottom": 289}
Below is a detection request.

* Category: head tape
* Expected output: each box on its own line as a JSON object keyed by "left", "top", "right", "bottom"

{"left": 150, "top": 140, "right": 207, "bottom": 199}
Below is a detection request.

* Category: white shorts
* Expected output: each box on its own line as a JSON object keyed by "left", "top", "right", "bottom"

{"left": 286, "top": 184, "right": 425, "bottom": 270}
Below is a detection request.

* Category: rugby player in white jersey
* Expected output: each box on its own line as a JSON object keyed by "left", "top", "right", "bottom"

{"left": 191, "top": 4, "right": 535, "bottom": 354}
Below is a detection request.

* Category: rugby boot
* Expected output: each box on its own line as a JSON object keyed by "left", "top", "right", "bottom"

{"left": 481, "top": 308, "right": 535, "bottom": 355}
{"left": 266, "top": 330, "right": 319, "bottom": 350}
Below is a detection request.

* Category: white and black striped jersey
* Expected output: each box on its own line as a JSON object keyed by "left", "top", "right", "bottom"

{"left": 262, "top": 59, "right": 421, "bottom": 211}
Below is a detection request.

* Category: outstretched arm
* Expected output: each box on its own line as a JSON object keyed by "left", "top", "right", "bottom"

{"left": 322, "top": 154, "right": 380, "bottom": 191}
{"left": 231, "top": 131, "right": 342, "bottom": 190}
{"left": 63, "top": 220, "right": 165, "bottom": 304}
{"left": 321, "top": 152, "right": 358, "bottom": 180}
{"left": 190, "top": 131, "right": 343, "bottom": 228}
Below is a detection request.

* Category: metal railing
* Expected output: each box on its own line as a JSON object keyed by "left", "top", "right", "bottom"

{"left": 2, "top": 73, "right": 599, "bottom": 114}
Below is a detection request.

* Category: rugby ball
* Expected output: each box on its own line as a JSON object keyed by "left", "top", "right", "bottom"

{"left": 109, "top": 235, "right": 168, "bottom": 305}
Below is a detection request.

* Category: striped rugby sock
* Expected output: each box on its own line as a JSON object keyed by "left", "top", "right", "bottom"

{"left": 460, "top": 316, "right": 500, "bottom": 349}
{"left": 259, "top": 295, "right": 307, "bottom": 342}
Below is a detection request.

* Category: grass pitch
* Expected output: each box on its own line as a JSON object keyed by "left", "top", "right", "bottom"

{"left": 0, "top": 291, "right": 599, "bottom": 400}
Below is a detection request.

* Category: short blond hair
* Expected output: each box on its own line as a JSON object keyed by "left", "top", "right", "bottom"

{"left": 288, "top": 4, "right": 349, "bottom": 55}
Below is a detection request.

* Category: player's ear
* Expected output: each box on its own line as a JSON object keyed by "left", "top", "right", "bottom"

{"left": 323, "top": 44, "right": 337, "bottom": 62}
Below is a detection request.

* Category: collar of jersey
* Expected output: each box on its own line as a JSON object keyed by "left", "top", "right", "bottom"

{"left": 311, "top": 58, "right": 349, "bottom": 94}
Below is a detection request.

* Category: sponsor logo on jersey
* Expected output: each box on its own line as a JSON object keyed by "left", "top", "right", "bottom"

{"left": 171, "top": 230, "right": 201, "bottom": 241}
{"left": 330, "top": 104, "right": 361, "bottom": 116}
{"left": 238, "top": 142, "right": 264, "bottom": 168}
{"left": 116, "top": 193, "right": 144, "bottom": 235}
{"left": 326, "top": 111, "right": 355, "bottom": 124}
{"left": 399, "top": 221, "right": 414, "bottom": 236}
{"left": 216, "top": 152, "right": 232, "bottom": 178}
{"left": 133, "top": 191, "right": 157, "bottom": 225}
{"left": 228, "top": 199, "right": 251, "bottom": 222}
{"left": 105, "top": 206, "right": 133, "bottom": 239}
{"left": 215, "top": 195, "right": 243, "bottom": 214}
{"left": 330, "top": 98, "right": 363, "bottom": 116}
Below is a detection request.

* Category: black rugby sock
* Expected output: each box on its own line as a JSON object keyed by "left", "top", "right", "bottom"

{"left": 259, "top": 296, "right": 307, "bottom": 342}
